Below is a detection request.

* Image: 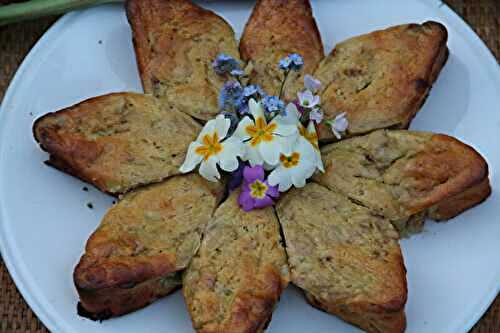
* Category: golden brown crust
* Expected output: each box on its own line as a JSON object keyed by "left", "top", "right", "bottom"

{"left": 240, "top": 0, "right": 324, "bottom": 99}
{"left": 183, "top": 191, "right": 289, "bottom": 333}
{"left": 428, "top": 176, "right": 491, "bottom": 221}
{"left": 315, "top": 21, "right": 448, "bottom": 142}
{"left": 305, "top": 292, "right": 406, "bottom": 333}
{"left": 314, "top": 130, "right": 490, "bottom": 236}
{"left": 74, "top": 174, "right": 224, "bottom": 319}
{"left": 276, "top": 184, "right": 407, "bottom": 333}
{"left": 126, "top": 0, "right": 240, "bottom": 121}
{"left": 33, "top": 92, "right": 200, "bottom": 194}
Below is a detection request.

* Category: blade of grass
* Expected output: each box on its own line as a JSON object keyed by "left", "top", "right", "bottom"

{"left": 0, "top": 0, "right": 123, "bottom": 26}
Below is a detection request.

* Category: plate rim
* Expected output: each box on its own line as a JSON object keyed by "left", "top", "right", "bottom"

{"left": 0, "top": 1, "right": 498, "bottom": 333}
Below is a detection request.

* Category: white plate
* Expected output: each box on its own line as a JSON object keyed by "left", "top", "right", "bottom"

{"left": 0, "top": 1, "right": 499, "bottom": 332}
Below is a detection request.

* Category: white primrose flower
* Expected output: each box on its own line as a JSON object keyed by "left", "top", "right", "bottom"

{"left": 234, "top": 99, "right": 298, "bottom": 166}
{"left": 180, "top": 115, "right": 245, "bottom": 182}
{"left": 298, "top": 89, "right": 320, "bottom": 109}
{"left": 298, "top": 121, "right": 324, "bottom": 172}
{"left": 329, "top": 112, "right": 349, "bottom": 139}
{"left": 268, "top": 136, "right": 317, "bottom": 192}
{"left": 304, "top": 74, "right": 321, "bottom": 92}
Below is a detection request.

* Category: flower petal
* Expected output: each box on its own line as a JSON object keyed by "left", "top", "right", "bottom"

{"left": 214, "top": 114, "right": 231, "bottom": 140}
{"left": 315, "top": 151, "right": 325, "bottom": 172}
{"left": 249, "top": 98, "right": 265, "bottom": 122}
{"left": 258, "top": 138, "right": 282, "bottom": 166}
{"left": 179, "top": 142, "right": 204, "bottom": 173}
{"left": 238, "top": 190, "right": 255, "bottom": 211}
{"left": 253, "top": 195, "right": 274, "bottom": 209}
{"left": 265, "top": 182, "right": 280, "bottom": 198}
{"left": 272, "top": 121, "right": 298, "bottom": 137}
{"left": 196, "top": 118, "right": 217, "bottom": 142}
{"left": 268, "top": 167, "right": 293, "bottom": 192}
{"left": 304, "top": 74, "right": 321, "bottom": 92}
{"left": 245, "top": 145, "right": 264, "bottom": 166}
{"left": 199, "top": 156, "right": 220, "bottom": 182}
{"left": 290, "top": 161, "right": 315, "bottom": 188}
{"left": 233, "top": 116, "right": 254, "bottom": 141}
{"left": 219, "top": 137, "right": 245, "bottom": 172}
{"left": 243, "top": 165, "right": 265, "bottom": 183}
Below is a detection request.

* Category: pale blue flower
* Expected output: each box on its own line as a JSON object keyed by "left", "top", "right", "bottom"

{"left": 243, "top": 84, "right": 265, "bottom": 98}
{"left": 219, "top": 81, "right": 245, "bottom": 113}
{"left": 230, "top": 69, "right": 245, "bottom": 77}
{"left": 213, "top": 54, "right": 241, "bottom": 75}
{"left": 279, "top": 53, "right": 304, "bottom": 71}
{"left": 262, "top": 95, "right": 285, "bottom": 115}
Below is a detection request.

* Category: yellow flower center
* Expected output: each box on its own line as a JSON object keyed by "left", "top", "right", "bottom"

{"left": 280, "top": 152, "right": 300, "bottom": 168}
{"left": 195, "top": 131, "right": 223, "bottom": 161}
{"left": 250, "top": 179, "right": 268, "bottom": 199}
{"left": 246, "top": 117, "right": 277, "bottom": 147}
{"left": 299, "top": 125, "right": 319, "bottom": 150}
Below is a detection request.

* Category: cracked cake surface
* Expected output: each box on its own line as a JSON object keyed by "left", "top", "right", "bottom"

{"left": 314, "top": 21, "right": 448, "bottom": 141}
{"left": 276, "top": 183, "right": 407, "bottom": 333}
{"left": 33, "top": 92, "right": 200, "bottom": 194}
{"left": 183, "top": 190, "right": 289, "bottom": 333}
{"left": 127, "top": 0, "right": 241, "bottom": 121}
{"left": 314, "top": 130, "right": 490, "bottom": 236}
{"left": 74, "top": 174, "right": 224, "bottom": 319}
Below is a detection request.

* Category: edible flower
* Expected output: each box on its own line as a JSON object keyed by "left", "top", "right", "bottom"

{"left": 299, "top": 121, "right": 324, "bottom": 172}
{"left": 234, "top": 99, "right": 297, "bottom": 166}
{"left": 328, "top": 112, "right": 349, "bottom": 139}
{"left": 298, "top": 89, "right": 320, "bottom": 109}
{"left": 279, "top": 53, "right": 304, "bottom": 71}
{"left": 304, "top": 74, "right": 322, "bottom": 92}
{"left": 219, "top": 80, "right": 246, "bottom": 114}
{"left": 212, "top": 54, "right": 241, "bottom": 75}
{"left": 180, "top": 115, "right": 245, "bottom": 181}
{"left": 238, "top": 165, "right": 279, "bottom": 211}
{"left": 309, "top": 107, "right": 323, "bottom": 124}
{"left": 243, "top": 84, "right": 265, "bottom": 98}
{"left": 262, "top": 95, "right": 285, "bottom": 116}
{"left": 268, "top": 136, "right": 317, "bottom": 192}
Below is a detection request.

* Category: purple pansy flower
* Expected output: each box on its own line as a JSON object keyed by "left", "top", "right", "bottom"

{"left": 238, "top": 165, "right": 279, "bottom": 211}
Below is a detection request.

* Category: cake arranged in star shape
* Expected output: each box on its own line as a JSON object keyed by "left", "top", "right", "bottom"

{"left": 32, "top": 0, "right": 491, "bottom": 332}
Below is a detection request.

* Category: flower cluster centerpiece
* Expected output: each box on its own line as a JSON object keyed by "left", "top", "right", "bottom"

{"left": 180, "top": 53, "right": 348, "bottom": 211}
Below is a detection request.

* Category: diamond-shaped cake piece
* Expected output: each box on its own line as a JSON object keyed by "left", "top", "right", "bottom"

{"left": 314, "top": 130, "right": 490, "bottom": 236}
{"left": 127, "top": 0, "right": 241, "bottom": 121}
{"left": 74, "top": 174, "right": 224, "bottom": 320}
{"left": 183, "top": 190, "right": 290, "bottom": 333}
{"left": 33, "top": 92, "right": 200, "bottom": 194}
{"left": 240, "top": 0, "right": 324, "bottom": 100}
{"left": 277, "top": 183, "right": 407, "bottom": 333}
{"left": 315, "top": 22, "right": 448, "bottom": 141}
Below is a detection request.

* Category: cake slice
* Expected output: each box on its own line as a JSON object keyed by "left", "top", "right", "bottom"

{"left": 314, "top": 130, "right": 490, "bottom": 236}
{"left": 33, "top": 92, "right": 200, "bottom": 195}
{"left": 126, "top": 0, "right": 241, "bottom": 121}
{"left": 276, "top": 183, "right": 407, "bottom": 333}
{"left": 240, "top": 0, "right": 324, "bottom": 100}
{"left": 74, "top": 174, "right": 224, "bottom": 320}
{"left": 183, "top": 190, "right": 289, "bottom": 333}
{"left": 314, "top": 21, "right": 448, "bottom": 141}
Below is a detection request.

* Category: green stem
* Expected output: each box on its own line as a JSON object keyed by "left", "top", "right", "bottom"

{"left": 278, "top": 69, "right": 289, "bottom": 99}
{"left": 0, "top": 0, "right": 123, "bottom": 26}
